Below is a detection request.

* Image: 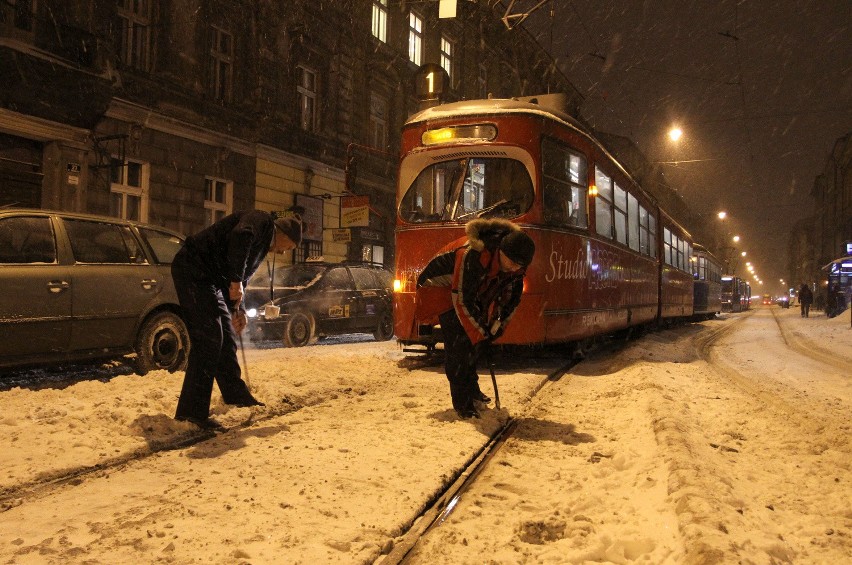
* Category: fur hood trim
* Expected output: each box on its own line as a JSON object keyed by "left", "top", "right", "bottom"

{"left": 465, "top": 218, "right": 521, "bottom": 251}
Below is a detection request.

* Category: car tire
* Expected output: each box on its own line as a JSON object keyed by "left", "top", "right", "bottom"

{"left": 135, "top": 311, "right": 190, "bottom": 375}
{"left": 373, "top": 312, "right": 394, "bottom": 341}
{"left": 283, "top": 312, "right": 314, "bottom": 347}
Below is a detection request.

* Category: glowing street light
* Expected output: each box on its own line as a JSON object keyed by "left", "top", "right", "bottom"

{"left": 717, "top": 211, "right": 727, "bottom": 220}
{"left": 668, "top": 127, "right": 683, "bottom": 142}
{"left": 732, "top": 235, "right": 740, "bottom": 243}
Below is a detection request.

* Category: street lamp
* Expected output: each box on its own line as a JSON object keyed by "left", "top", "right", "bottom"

{"left": 668, "top": 126, "right": 683, "bottom": 142}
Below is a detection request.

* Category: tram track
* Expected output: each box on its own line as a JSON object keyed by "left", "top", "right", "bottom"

{"left": 694, "top": 309, "right": 850, "bottom": 436}
{"left": 0, "top": 401, "right": 306, "bottom": 510}
{"left": 383, "top": 357, "right": 580, "bottom": 564}
{"left": 0, "top": 349, "right": 572, "bottom": 513}
{"left": 770, "top": 308, "right": 852, "bottom": 373}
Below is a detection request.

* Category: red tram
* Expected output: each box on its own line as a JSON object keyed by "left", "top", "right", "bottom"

{"left": 393, "top": 95, "right": 696, "bottom": 348}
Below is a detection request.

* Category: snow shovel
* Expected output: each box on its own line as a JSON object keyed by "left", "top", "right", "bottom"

{"left": 238, "top": 327, "right": 252, "bottom": 391}
{"left": 484, "top": 345, "right": 501, "bottom": 410}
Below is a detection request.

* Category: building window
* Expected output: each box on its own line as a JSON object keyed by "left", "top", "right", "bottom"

{"left": 478, "top": 63, "right": 488, "bottom": 98}
{"left": 110, "top": 157, "right": 148, "bottom": 222}
{"left": 362, "top": 244, "right": 384, "bottom": 266}
{"left": 297, "top": 65, "right": 318, "bottom": 132}
{"left": 208, "top": 26, "right": 233, "bottom": 102}
{"left": 0, "top": 0, "right": 35, "bottom": 33}
{"left": 204, "top": 177, "right": 233, "bottom": 226}
{"left": 295, "top": 240, "right": 322, "bottom": 264}
{"left": 117, "top": 0, "right": 150, "bottom": 70}
{"left": 440, "top": 36, "right": 454, "bottom": 81}
{"left": 371, "top": 0, "right": 388, "bottom": 43}
{"left": 369, "top": 93, "right": 388, "bottom": 150}
{"left": 408, "top": 12, "right": 422, "bottom": 65}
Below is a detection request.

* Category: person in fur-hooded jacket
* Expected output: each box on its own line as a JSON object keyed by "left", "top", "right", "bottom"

{"left": 417, "top": 218, "right": 535, "bottom": 419}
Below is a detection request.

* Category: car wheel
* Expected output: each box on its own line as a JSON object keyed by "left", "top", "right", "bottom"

{"left": 373, "top": 312, "right": 394, "bottom": 341}
{"left": 283, "top": 312, "right": 314, "bottom": 347}
{"left": 135, "top": 311, "right": 189, "bottom": 375}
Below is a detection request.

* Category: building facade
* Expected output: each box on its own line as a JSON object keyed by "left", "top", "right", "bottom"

{"left": 787, "top": 131, "right": 852, "bottom": 298}
{"left": 0, "top": 0, "right": 582, "bottom": 267}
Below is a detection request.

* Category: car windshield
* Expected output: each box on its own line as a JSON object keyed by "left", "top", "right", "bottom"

{"left": 248, "top": 264, "right": 326, "bottom": 290}
{"left": 399, "top": 157, "right": 533, "bottom": 223}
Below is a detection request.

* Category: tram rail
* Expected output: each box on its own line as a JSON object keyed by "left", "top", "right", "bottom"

{"left": 384, "top": 357, "right": 580, "bottom": 564}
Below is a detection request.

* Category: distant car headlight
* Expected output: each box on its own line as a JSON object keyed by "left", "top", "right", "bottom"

{"left": 246, "top": 308, "right": 258, "bottom": 318}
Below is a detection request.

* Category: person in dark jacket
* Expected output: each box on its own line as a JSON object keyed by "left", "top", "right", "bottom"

{"left": 798, "top": 283, "right": 813, "bottom": 317}
{"left": 417, "top": 218, "right": 535, "bottom": 419}
{"left": 171, "top": 210, "right": 303, "bottom": 429}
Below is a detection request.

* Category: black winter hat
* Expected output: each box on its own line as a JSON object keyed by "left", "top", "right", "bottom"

{"left": 500, "top": 230, "right": 535, "bottom": 267}
{"left": 273, "top": 215, "right": 303, "bottom": 246}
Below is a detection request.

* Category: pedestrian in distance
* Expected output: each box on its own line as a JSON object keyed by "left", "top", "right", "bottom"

{"left": 416, "top": 218, "right": 535, "bottom": 419}
{"left": 826, "top": 282, "right": 843, "bottom": 318}
{"left": 171, "top": 210, "right": 303, "bottom": 429}
{"left": 798, "top": 283, "right": 813, "bottom": 318}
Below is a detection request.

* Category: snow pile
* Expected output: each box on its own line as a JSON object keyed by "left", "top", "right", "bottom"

{"left": 0, "top": 307, "right": 849, "bottom": 564}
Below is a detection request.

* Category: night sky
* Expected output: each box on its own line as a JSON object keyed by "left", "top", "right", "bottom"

{"left": 522, "top": 0, "right": 851, "bottom": 291}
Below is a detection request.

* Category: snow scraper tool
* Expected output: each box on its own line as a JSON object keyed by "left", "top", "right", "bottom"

{"left": 485, "top": 346, "right": 501, "bottom": 410}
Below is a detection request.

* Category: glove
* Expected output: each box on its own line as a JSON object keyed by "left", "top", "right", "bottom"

{"left": 231, "top": 309, "right": 248, "bottom": 334}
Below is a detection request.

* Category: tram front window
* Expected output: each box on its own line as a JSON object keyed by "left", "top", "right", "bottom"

{"left": 400, "top": 157, "right": 533, "bottom": 223}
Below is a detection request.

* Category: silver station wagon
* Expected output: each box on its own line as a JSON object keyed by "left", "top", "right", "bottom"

{"left": 0, "top": 209, "right": 189, "bottom": 373}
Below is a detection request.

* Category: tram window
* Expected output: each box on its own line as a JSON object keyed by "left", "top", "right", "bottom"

{"left": 542, "top": 138, "right": 588, "bottom": 229}
{"left": 664, "top": 228, "right": 673, "bottom": 266}
{"left": 613, "top": 183, "right": 627, "bottom": 245}
{"left": 648, "top": 213, "right": 657, "bottom": 258}
{"left": 627, "top": 193, "right": 640, "bottom": 252}
{"left": 399, "top": 157, "right": 533, "bottom": 223}
{"left": 594, "top": 167, "right": 613, "bottom": 239}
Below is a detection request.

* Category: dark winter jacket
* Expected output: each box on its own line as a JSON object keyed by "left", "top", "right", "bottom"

{"left": 799, "top": 284, "right": 813, "bottom": 305}
{"left": 417, "top": 218, "right": 527, "bottom": 345}
{"left": 182, "top": 210, "right": 276, "bottom": 290}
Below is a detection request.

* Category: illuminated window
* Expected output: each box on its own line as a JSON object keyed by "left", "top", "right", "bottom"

{"left": 371, "top": 0, "right": 388, "bottom": 42}
{"left": 613, "top": 183, "right": 627, "bottom": 245}
{"left": 594, "top": 167, "right": 613, "bottom": 239}
{"left": 542, "top": 138, "right": 588, "bottom": 229}
{"left": 297, "top": 65, "right": 318, "bottom": 132}
{"left": 117, "top": 0, "right": 150, "bottom": 70}
{"left": 208, "top": 26, "right": 233, "bottom": 102}
{"left": 110, "top": 157, "right": 148, "bottom": 222}
{"left": 408, "top": 12, "right": 422, "bottom": 65}
{"left": 440, "top": 36, "right": 454, "bottom": 81}
{"left": 204, "top": 178, "right": 233, "bottom": 226}
{"left": 627, "top": 193, "right": 640, "bottom": 252}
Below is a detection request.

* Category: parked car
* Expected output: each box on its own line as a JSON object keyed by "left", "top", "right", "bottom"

{"left": 0, "top": 209, "right": 189, "bottom": 373}
{"left": 245, "top": 260, "right": 394, "bottom": 346}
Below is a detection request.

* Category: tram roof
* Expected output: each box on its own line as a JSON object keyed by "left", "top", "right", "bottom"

{"left": 406, "top": 95, "right": 589, "bottom": 134}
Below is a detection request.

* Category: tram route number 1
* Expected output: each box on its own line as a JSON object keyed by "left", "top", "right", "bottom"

{"left": 415, "top": 63, "right": 449, "bottom": 101}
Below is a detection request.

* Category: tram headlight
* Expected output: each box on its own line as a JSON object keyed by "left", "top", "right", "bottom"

{"left": 393, "top": 279, "right": 403, "bottom": 293}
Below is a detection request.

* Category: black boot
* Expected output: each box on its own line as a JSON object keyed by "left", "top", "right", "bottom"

{"left": 473, "top": 390, "right": 491, "bottom": 403}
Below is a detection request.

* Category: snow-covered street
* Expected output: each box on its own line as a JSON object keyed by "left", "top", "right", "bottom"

{"left": 0, "top": 306, "right": 849, "bottom": 564}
